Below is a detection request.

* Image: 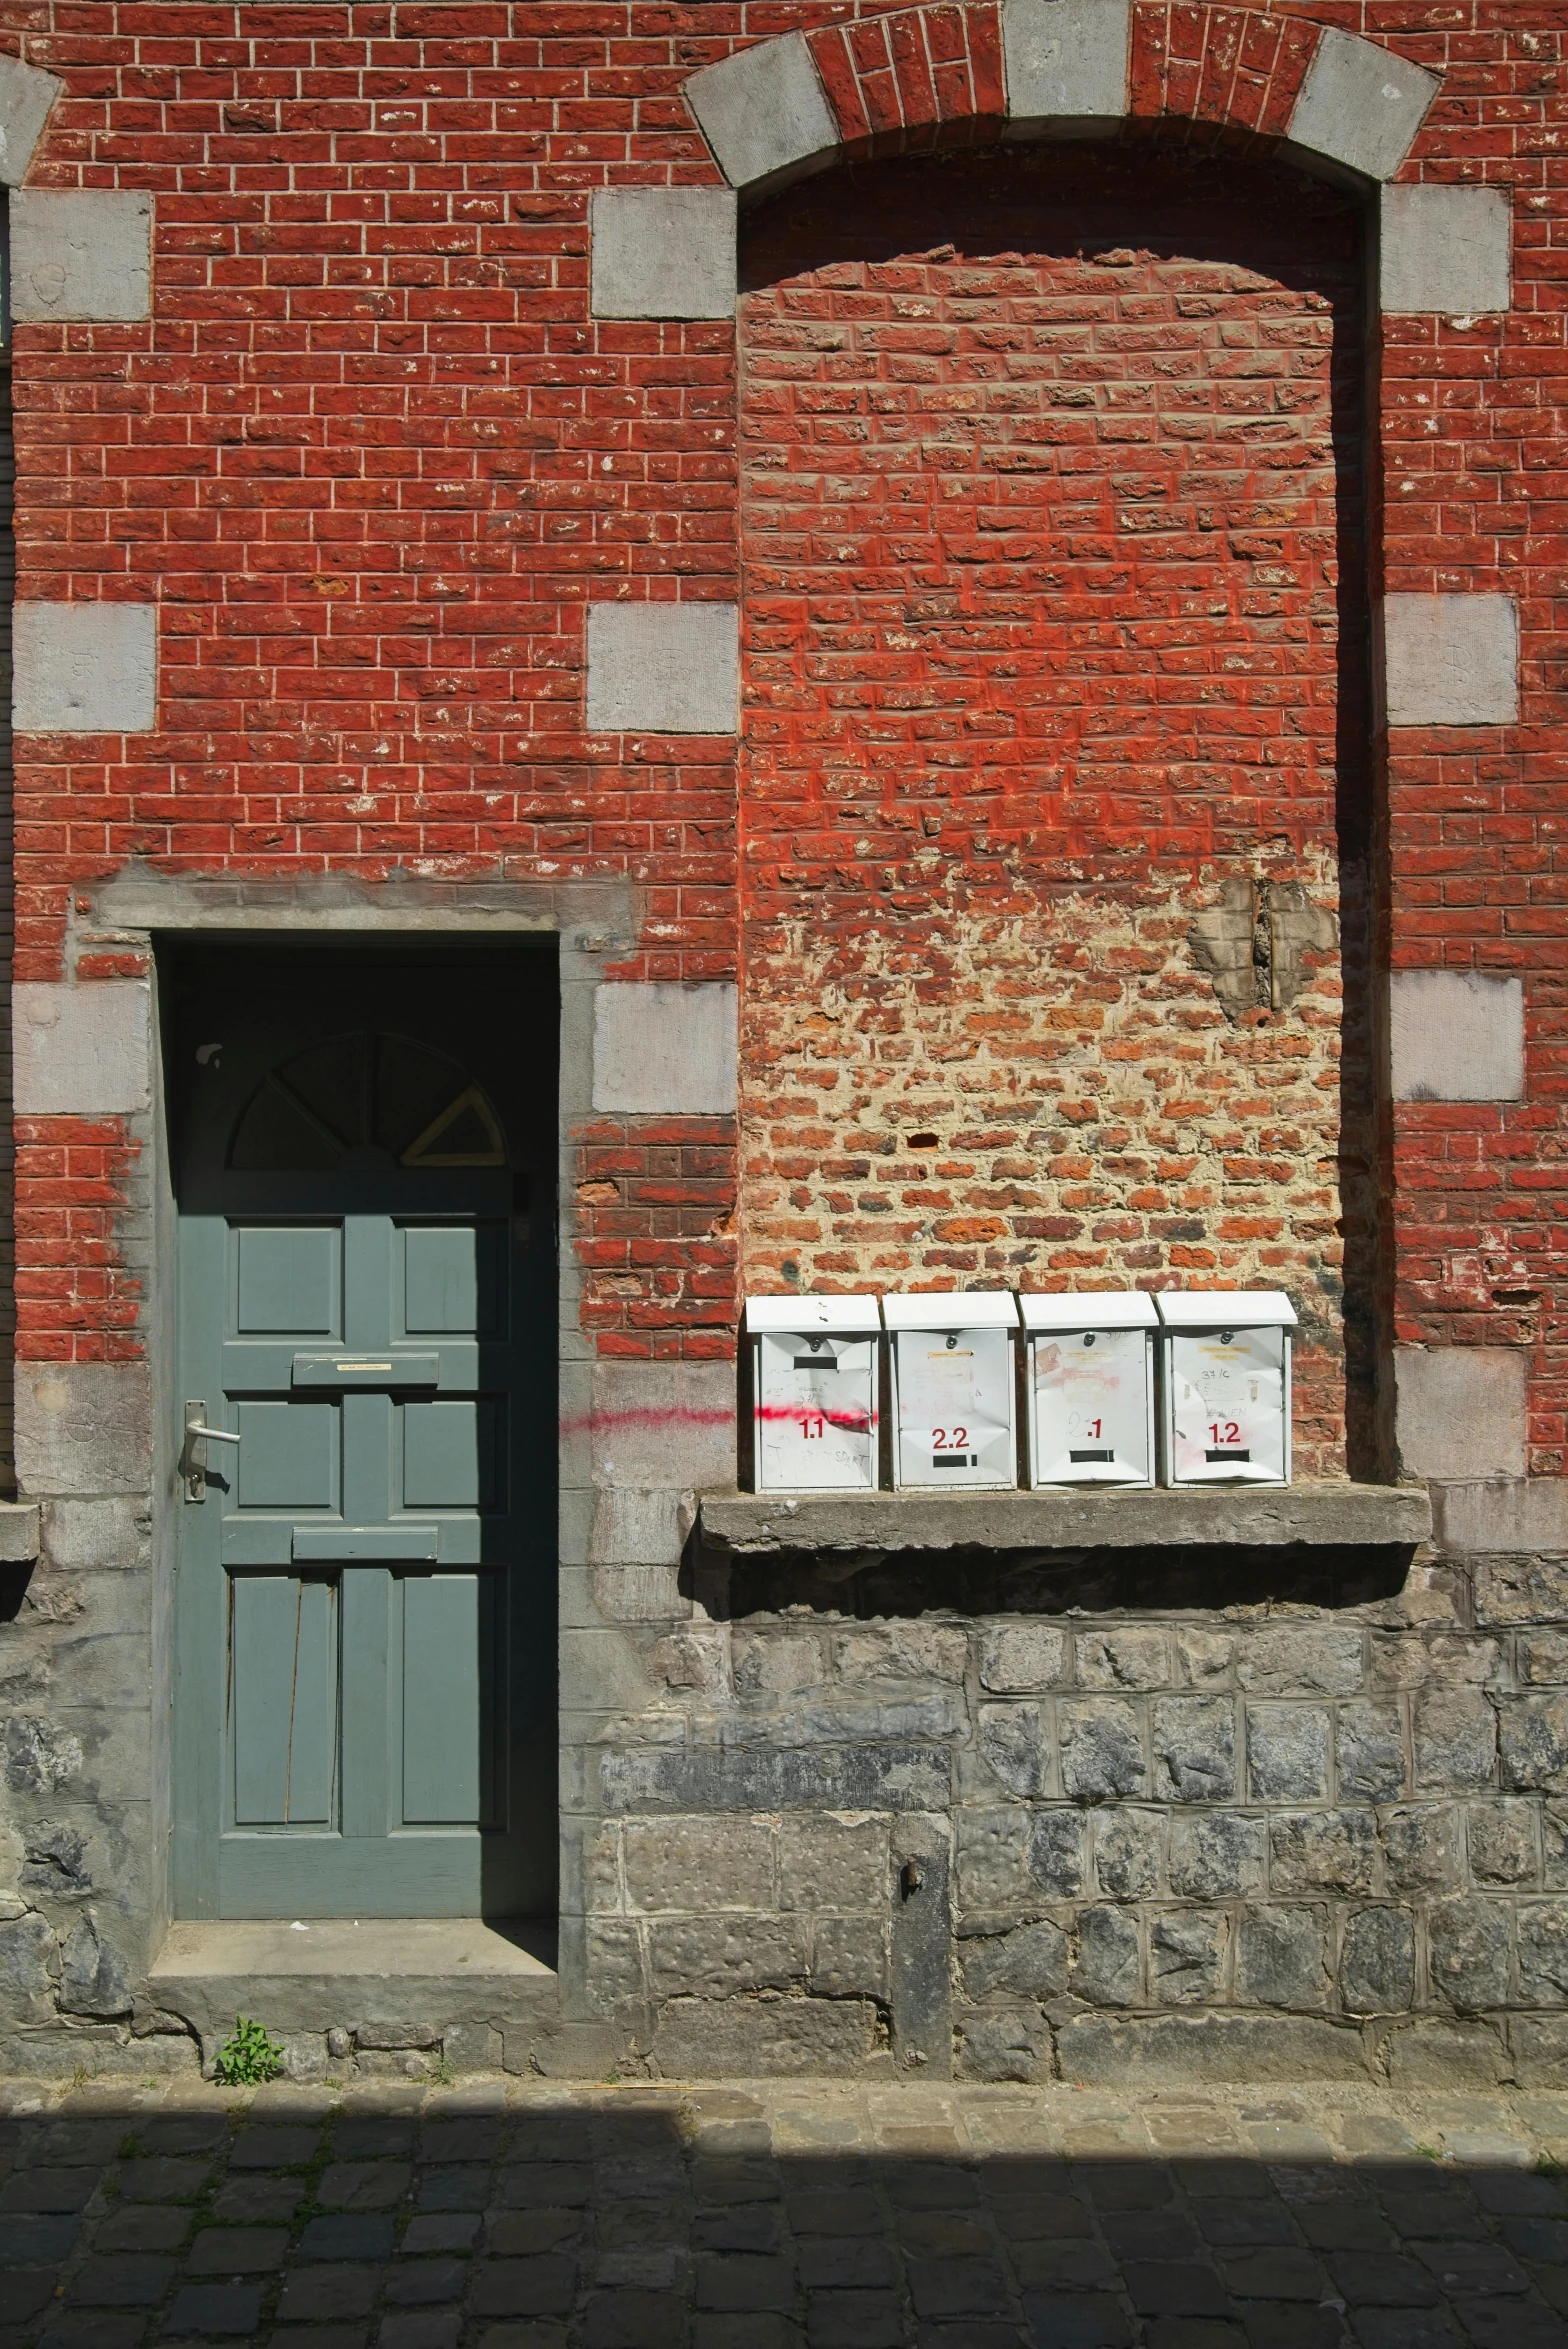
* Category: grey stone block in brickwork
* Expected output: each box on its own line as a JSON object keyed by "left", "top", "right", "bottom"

{"left": 0, "top": 54, "right": 61, "bottom": 186}
{"left": 1380, "top": 184, "right": 1512, "bottom": 316}
{"left": 14, "top": 981, "right": 151, "bottom": 1115}
{"left": 592, "top": 980, "right": 737, "bottom": 1115}
{"left": 1390, "top": 971, "right": 1523, "bottom": 1103}
{"left": 1059, "top": 2010, "right": 1366, "bottom": 2086}
{"left": 589, "top": 187, "right": 737, "bottom": 320}
{"left": 623, "top": 1817, "right": 774, "bottom": 1912}
{"left": 589, "top": 1357, "right": 733, "bottom": 1494}
{"left": 978, "top": 1623, "right": 1066, "bottom": 1691}
{"left": 1383, "top": 591, "right": 1519, "bottom": 727}
{"left": 1093, "top": 1808, "right": 1162, "bottom": 1899}
{"left": 653, "top": 1993, "right": 881, "bottom": 2077}
{"left": 1341, "top": 1909, "right": 1415, "bottom": 2014}
{"left": 10, "top": 189, "right": 153, "bottom": 319}
{"left": 0, "top": 1912, "right": 56, "bottom": 2005}
{"left": 0, "top": 1501, "right": 40, "bottom": 1562}
{"left": 1002, "top": 0, "right": 1130, "bottom": 129}
{"left": 1168, "top": 1812, "right": 1265, "bottom": 1900}
{"left": 957, "top": 2008, "right": 1053, "bottom": 2084}
{"left": 1469, "top": 1798, "right": 1538, "bottom": 1884}
{"left": 58, "top": 1911, "right": 132, "bottom": 2019}
{"left": 1381, "top": 1803, "right": 1461, "bottom": 1892}
{"left": 1500, "top": 1693, "right": 1568, "bottom": 1793}
{"left": 683, "top": 32, "right": 838, "bottom": 196}
{"left": 1075, "top": 1626, "right": 1168, "bottom": 1688}
{"left": 601, "top": 1740, "right": 950, "bottom": 1815}
{"left": 1270, "top": 1810, "right": 1377, "bottom": 1895}
{"left": 14, "top": 601, "right": 158, "bottom": 733}
{"left": 1235, "top": 1625, "right": 1364, "bottom": 1695}
{"left": 978, "top": 1702, "right": 1047, "bottom": 1798}
{"left": 1414, "top": 1685, "right": 1497, "bottom": 1791}
{"left": 586, "top": 600, "right": 739, "bottom": 735}
{"left": 1286, "top": 27, "right": 1438, "bottom": 183}
{"left": 1337, "top": 1702, "right": 1406, "bottom": 1803}
{"left": 1029, "top": 1809, "right": 1085, "bottom": 1898}
{"left": 960, "top": 1918, "right": 1069, "bottom": 2001}
{"left": 1437, "top": 1478, "right": 1568, "bottom": 1557}
{"left": 16, "top": 1363, "right": 152, "bottom": 1499}
{"left": 1519, "top": 1901, "right": 1568, "bottom": 2004}
{"left": 1395, "top": 1345, "right": 1527, "bottom": 1482}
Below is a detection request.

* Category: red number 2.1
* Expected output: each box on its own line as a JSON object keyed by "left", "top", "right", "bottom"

{"left": 1209, "top": 1421, "right": 1241, "bottom": 1446}
{"left": 933, "top": 1427, "right": 969, "bottom": 1450}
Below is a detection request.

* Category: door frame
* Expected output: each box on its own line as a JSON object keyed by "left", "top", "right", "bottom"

{"left": 125, "top": 885, "right": 633, "bottom": 1993}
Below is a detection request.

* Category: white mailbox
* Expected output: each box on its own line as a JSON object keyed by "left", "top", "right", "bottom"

{"left": 747, "top": 1295, "right": 880, "bottom": 1492}
{"left": 1022, "top": 1293, "right": 1158, "bottom": 1487}
{"left": 1157, "top": 1291, "right": 1296, "bottom": 1486}
{"left": 884, "top": 1292, "right": 1019, "bottom": 1490}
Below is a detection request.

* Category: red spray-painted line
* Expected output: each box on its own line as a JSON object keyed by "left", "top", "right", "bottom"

{"left": 755, "top": 1402, "right": 877, "bottom": 1435}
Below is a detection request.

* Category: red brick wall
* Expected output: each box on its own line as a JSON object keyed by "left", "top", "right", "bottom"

{"left": 738, "top": 148, "right": 1368, "bottom": 1476}
{"left": 0, "top": 3, "right": 1559, "bottom": 1461}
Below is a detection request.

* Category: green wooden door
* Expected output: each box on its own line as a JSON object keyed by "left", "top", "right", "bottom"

{"left": 169, "top": 950, "right": 556, "bottom": 1920}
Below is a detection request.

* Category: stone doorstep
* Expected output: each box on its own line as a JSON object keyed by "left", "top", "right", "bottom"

{"left": 699, "top": 1482, "right": 1433, "bottom": 1555}
{"left": 0, "top": 1499, "right": 41, "bottom": 1561}
{"left": 149, "top": 1916, "right": 559, "bottom": 2047}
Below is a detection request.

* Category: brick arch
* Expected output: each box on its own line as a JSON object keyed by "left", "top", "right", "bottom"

{"left": 684, "top": 1, "right": 1440, "bottom": 190}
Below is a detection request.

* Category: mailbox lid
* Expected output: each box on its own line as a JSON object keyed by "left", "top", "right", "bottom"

{"left": 1155, "top": 1290, "right": 1297, "bottom": 1330}
{"left": 746, "top": 1293, "right": 880, "bottom": 1335}
{"left": 1021, "top": 1292, "right": 1158, "bottom": 1331}
{"left": 882, "top": 1291, "right": 1019, "bottom": 1332}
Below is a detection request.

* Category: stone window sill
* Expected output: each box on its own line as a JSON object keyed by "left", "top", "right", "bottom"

{"left": 698, "top": 1483, "right": 1430, "bottom": 1556}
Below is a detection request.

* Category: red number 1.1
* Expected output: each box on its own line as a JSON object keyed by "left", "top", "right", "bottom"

{"left": 1209, "top": 1421, "right": 1241, "bottom": 1445}
{"left": 803, "top": 1417, "right": 824, "bottom": 1440}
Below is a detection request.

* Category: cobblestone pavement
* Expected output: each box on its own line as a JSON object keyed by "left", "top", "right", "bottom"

{"left": 5, "top": 2076, "right": 1568, "bottom": 2349}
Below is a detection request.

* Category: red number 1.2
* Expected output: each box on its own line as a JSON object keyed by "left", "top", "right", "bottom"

{"left": 1209, "top": 1421, "right": 1241, "bottom": 1445}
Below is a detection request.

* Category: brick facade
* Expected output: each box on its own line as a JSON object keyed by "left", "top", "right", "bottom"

{"left": 2, "top": 2, "right": 1568, "bottom": 2088}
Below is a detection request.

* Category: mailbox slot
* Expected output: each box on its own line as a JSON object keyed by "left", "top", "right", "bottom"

{"left": 1157, "top": 1291, "right": 1296, "bottom": 1487}
{"left": 884, "top": 1292, "right": 1019, "bottom": 1491}
{"left": 1022, "top": 1293, "right": 1158, "bottom": 1487}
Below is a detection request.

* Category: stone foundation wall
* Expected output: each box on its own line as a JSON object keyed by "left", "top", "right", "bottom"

{"left": 580, "top": 1517, "right": 1568, "bottom": 2087}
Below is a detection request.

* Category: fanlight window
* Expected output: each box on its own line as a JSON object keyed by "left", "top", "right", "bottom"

{"left": 229, "top": 1032, "right": 506, "bottom": 1171}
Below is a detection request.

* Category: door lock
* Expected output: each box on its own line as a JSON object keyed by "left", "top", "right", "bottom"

{"left": 183, "top": 1401, "right": 241, "bottom": 1503}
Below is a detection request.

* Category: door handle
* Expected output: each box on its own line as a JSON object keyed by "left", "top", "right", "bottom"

{"left": 183, "top": 1401, "right": 240, "bottom": 1503}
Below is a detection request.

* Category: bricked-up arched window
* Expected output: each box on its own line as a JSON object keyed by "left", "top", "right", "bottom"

{"left": 737, "top": 141, "right": 1374, "bottom": 1480}
{"left": 229, "top": 1033, "right": 506, "bottom": 1172}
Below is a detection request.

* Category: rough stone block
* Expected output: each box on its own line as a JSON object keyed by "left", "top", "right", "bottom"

{"left": 1235, "top": 1905, "right": 1328, "bottom": 2010}
{"left": 778, "top": 1813, "right": 886, "bottom": 1912}
{"left": 1075, "top": 1626, "right": 1169, "bottom": 1689}
{"left": 1381, "top": 1803, "right": 1462, "bottom": 1892}
{"left": 978, "top": 1701, "right": 1048, "bottom": 1798}
{"left": 14, "top": 981, "right": 151, "bottom": 1114}
{"left": 960, "top": 1917, "right": 1068, "bottom": 2000}
{"left": 1029, "top": 1808, "right": 1085, "bottom": 1897}
{"left": 1341, "top": 1907, "right": 1415, "bottom": 2014}
{"left": 1414, "top": 1686, "right": 1497, "bottom": 1792}
{"left": 601, "top": 1739, "right": 949, "bottom": 1816}
{"left": 0, "top": 54, "right": 61, "bottom": 185}
{"left": 1385, "top": 2018, "right": 1509, "bottom": 2088}
{"left": 956, "top": 2006, "right": 1053, "bottom": 2084}
{"left": 13, "top": 602, "right": 158, "bottom": 734}
{"left": 10, "top": 190, "right": 153, "bottom": 319}
{"left": 1071, "top": 1905, "right": 1140, "bottom": 2006}
{"left": 1269, "top": 1809, "right": 1377, "bottom": 1895}
{"left": 649, "top": 1914, "right": 805, "bottom": 1995}
{"left": 1058, "top": 2010, "right": 1365, "bottom": 2085}
{"left": 591, "top": 980, "right": 737, "bottom": 1115}
{"left": 1246, "top": 1705, "right": 1329, "bottom": 1801}
{"left": 1390, "top": 971, "right": 1523, "bottom": 1103}
{"left": 1151, "top": 1910, "right": 1226, "bottom": 2006}
{"left": 1151, "top": 1697, "right": 1235, "bottom": 1802}
{"left": 589, "top": 187, "right": 736, "bottom": 319}
{"left": 1337, "top": 1701, "right": 1405, "bottom": 1803}
{"left": 1001, "top": 0, "right": 1130, "bottom": 128}
{"left": 1395, "top": 1346, "right": 1527, "bottom": 1482}
{"left": 833, "top": 1623, "right": 968, "bottom": 1682}
{"left": 652, "top": 1993, "right": 882, "bottom": 2077}
{"left": 44, "top": 1497, "right": 148, "bottom": 1571}
{"left": 1510, "top": 2016, "right": 1568, "bottom": 2086}
{"left": 731, "top": 1629, "right": 822, "bottom": 1696}
{"left": 1092, "top": 1807, "right": 1162, "bottom": 1899}
{"left": 1429, "top": 1895, "right": 1510, "bottom": 2010}
{"left": 978, "top": 1622, "right": 1065, "bottom": 1691}
{"left": 16, "top": 1363, "right": 152, "bottom": 1498}
{"left": 0, "top": 1501, "right": 41, "bottom": 1562}
{"left": 812, "top": 1914, "right": 888, "bottom": 1999}
{"left": 1167, "top": 1812, "right": 1265, "bottom": 1899}
{"left": 683, "top": 33, "right": 838, "bottom": 195}
{"left": 1286, "top": 27, "right": 1438, "bottom": 183}
{"left": 1437, "top": 1479, "right": 1568, "bottom": 1557}
{"left": 1499, "top": 1694, "right": 1568, "bottom": 1794}
{"left": 1380, "top": 185, "right": 1512, "bottom": 315}
{"left": 1059, "top": 1699, "right": 1146, "bottom": 1801}
{"left": 1476, "top": 1557, "right": 1568, "bottom": 1628}
{"left": 1383, "top": 592, "right": 1519, "bottom": 727}
{"left": 1469, "top": 1798, "right": 1538, "bottom": 1884}
{"left": 589, "top": 1357, "right": 735, "bottom": 1490}
{"left": 1234, "top": 1625, "right": 1364, "bottom": 1695}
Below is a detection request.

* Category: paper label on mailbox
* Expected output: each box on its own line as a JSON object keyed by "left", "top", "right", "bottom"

{"left": 1032, "top": 1327, "right": 1151, "bottom": 1484}
{"left": 755, "top": 1332, "right": 877, "bottom": 1491}
{"left": 894, "top": 1326, "right": 1014, "bottom": 1488}
{"left": 1169, "top": 1326, "right": 1287, "bottom": 1483}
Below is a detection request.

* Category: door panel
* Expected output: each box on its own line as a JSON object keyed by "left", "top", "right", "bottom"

{"left": 230, "top": 1575, "right": 339, "bottom": 1827}
{"left": 172, "top": 952, "right": 557, "bottom": 1921}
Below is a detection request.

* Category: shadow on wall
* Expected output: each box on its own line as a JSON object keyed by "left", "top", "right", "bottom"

{"left": 693, "top": 1541, "right": 1420, "bottom": 1621}
{"left": 1, "top": 2085, "right": 1566, "bottom": 2342}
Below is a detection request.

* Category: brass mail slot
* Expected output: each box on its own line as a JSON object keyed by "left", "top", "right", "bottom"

{"left": 291, "top": 1353, "right": 439, "bottom": 1388}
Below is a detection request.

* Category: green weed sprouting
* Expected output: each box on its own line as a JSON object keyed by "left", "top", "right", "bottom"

{"left": 213, "top": 2015, "right": 286, "bottom": 2086}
